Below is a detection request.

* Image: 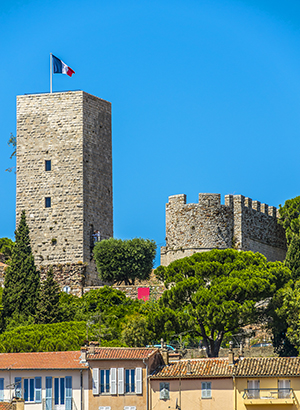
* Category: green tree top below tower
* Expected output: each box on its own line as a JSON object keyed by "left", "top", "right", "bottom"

{"left": 2, "top": 210, "right": 40, "bottom": 324}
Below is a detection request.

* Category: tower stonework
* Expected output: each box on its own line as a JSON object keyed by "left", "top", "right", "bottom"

{"left": 16, "top": 91, "right": 113, "bottom": 290}
{"left": 160, "top": 193, "right": 287, "bottom": 266}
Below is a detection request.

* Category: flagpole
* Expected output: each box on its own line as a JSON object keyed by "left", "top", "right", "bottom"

{"left": 50, "top": 53, "right": 52, "bottom": 93}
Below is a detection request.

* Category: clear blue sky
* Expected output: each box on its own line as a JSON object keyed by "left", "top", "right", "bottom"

{"left": 1, "top": 0, "right": 300, "bottom": 266}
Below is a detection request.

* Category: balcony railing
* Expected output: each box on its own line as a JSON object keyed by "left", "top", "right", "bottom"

{"left": 42, "top": 399, "right": 78, "bottom": 410}
{"left": 243, "top": 388, "right": 293, "bottom": 400}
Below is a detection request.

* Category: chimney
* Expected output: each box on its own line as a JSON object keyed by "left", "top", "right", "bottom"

{"left": 186, "top": 360, "right": 192, "bottom": 375}
{"left": 11, "top": 398, "right": 25, "bottom": 410}
{"left": 228, "top": 341, "right": 234, "bottom": 365}
{"left": 88, "top": 341, "right": 98, "bottom": 355}
{"left": 80, "top": 346, "right": 87, "bottom": 362}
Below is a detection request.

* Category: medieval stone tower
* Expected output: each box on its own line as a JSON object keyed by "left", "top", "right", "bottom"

{"left": 161, "top": 193, "right": 287, "bottom": 266}
{"left": 16, "top": 91, "right": 113, "bottom": 290}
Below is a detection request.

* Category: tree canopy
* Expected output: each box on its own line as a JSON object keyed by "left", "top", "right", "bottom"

{"left": 155, "top": 249, "right": 291, "bottom": 357}
{"left": 0, "top": 238, "right": 14, "bottom": 261}
{"left": 2, "top": 210, "right": 40, "bottom": 327}
{"left": 279, "top": 196, "right": 300, "bottom": 245}
{"left": 93, "top": 238, "right": 156, "bottom": 285}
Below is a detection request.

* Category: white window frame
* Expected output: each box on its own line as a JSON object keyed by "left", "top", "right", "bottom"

{"left": 278, "top": 379, "right": 291, "bottom": 399}
{"left": 247, "top": 380, "right": 260, "bottom": 399}
{"left": 201, "top": 381, "right": 212, "bottom": 399}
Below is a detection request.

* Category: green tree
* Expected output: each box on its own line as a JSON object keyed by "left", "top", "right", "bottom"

{"left": 279, "top": 196, "right": 300, "bottom": 245}
{"left": 2, "top": 210, "right": 40, "bottom": 326}
{"left": 155, "top": 249, "right": 291, "bottom": 357}
{"left": 93, "top": 238, "right": 156, "bottom": 285}
{"left": 0, "top": 238, "right": 14, "bottom": 261}
{"left": 35, "top": 268, "right": 60, "bottom": 324}
{"left": 285, "top": 234, "right": 300, "bottom": 280}
{"left": 121, "top": 315, "right": 152, "bottom": 347}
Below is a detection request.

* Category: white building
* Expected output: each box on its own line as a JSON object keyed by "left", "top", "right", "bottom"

{"left": 0, "top": 351, "right": 88, "bottom": 410}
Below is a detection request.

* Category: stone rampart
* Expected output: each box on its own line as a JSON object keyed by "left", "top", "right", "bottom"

{"left": 161, "top": 193, "right": 287, "bottom": 265}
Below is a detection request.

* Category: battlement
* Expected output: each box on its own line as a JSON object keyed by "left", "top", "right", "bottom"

{"left": 161, "top": 192, "right": 287, "bottom": 266}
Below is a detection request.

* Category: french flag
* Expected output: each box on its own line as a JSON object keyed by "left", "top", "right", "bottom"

{"left": 52, "top": 55, "right": 75, "bottom": 77}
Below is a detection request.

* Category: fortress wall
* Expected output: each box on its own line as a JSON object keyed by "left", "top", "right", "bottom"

{"left": 232, "top": 195, "right": 287, "bottom": 261}
{"left": 161, "top": 193, "right": 287, "bottom": 266}
{"left": 161, "top": 193, "right": 234, "bottom": 266}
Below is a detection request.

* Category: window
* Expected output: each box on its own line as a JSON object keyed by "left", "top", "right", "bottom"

{"left": 125, "top": 369, "right": 135, "bottom": 393}
{"left": 100, "top": 370, "right": 110, "bottom": 393}
{"left": 23, "top": 377, "right": 42, "bottom": 403}
{"left": 54, "top": 378, "right": 65, "bottom": 405}
{"left": 63, "top": 286, "right": 71, "bottom": 294}
{"left": 45, "top": 160, "right": 51, "bottom": 171}
{"left": 0, "top": 378, "right": 4, "bottom": 402}
{"left": 201, "top": 382, "right": 211, "bottom": 399}
{"left": 160, "top": 382, "right": 170, "bottom": 400}
{"left": 247, "top": 380, "right": 260, "bottom": 399}
{"left": 278, "top": 380, "right": 291, "bottom": 399}
{"left": 45, "top": 197, "right": 51, "bottom": 208}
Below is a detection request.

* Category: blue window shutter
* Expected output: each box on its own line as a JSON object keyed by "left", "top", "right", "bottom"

{"left": 46, "top": 377, "right": 52, "bottom": 410}
{"left": 24, "top": 379, "right": 28, "bottom": 401}
{"left": 131, "top": 369, "right": 135, "bottom": 393}
{"left": 65, "top": 376, "right": 72, "bottom": 410}
{"left": 106, "top": 370, "right": 110, "bottom": 393}
{"left": 35, "top": 377, "right": 42, "bottom": 403}
{"left": 30, "top": 379, "right": 35, "bottom": 402}
{"left": 60, "top": 378, "right": 65, "bottom": 405}
{"left": 100, "top": 370, "right": 104, "bottom": 393}
{"left": 0, "top": 378, "right": 4, "bottom": 401}
{"left": 54, "top": 379, "right": 59, "bottom": 405}
{"left": 15, "top": 377, "right": 22, "bottom": 399}
{"left": 125, "top": 370, "right": 129, "bottom": 393}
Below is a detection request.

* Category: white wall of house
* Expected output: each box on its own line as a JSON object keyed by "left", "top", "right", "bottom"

{"left": 0, "top": 369, "right": 89, "bottom": 410}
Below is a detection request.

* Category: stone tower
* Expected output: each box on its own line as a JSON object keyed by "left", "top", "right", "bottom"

{"left": 16, "top": 91, "right": 113, "bottom": 289}
{"left": 161, "top": 193, "right": 287, "bottom": 266}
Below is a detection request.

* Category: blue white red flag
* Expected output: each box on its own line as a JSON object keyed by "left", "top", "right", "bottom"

{"left": 52, "top": 55, "right": 75, "bottom": 77}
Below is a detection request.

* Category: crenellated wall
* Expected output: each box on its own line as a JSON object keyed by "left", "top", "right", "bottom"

{"left": 161, "top": 193, "right": 287, "bottom": 266}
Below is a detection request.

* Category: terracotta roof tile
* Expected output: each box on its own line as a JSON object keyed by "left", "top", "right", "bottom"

{"left": 151, "top": 358, "right": 232, "bottom": 379}
{"left": 0, "top": 403, "right": 12, "bottom": 410}
{"left": 152, "top": 357, "right": 300, "bottom": 379}
{"left": 0, "top": 351, "right": 86, "bottom": 370}
{"left": 235, "top": 357, "right": 300, "bottom": 377}
{"left": 88, "top": 347, "right": 159, "bottom": 360}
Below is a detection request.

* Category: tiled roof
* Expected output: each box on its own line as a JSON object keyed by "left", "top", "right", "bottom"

{"left": 235, "top": 357, "right": 300, "bottom": 377}
{"left": 0, "top": 351, "right": 86, "bottom": 370}
{"left": 88, "top": 347, "right": 159, "bottom": 360}
{"left": 151, "top": 357, "right": 300, "bottom": 379}
{"left": 0, "top": 403, "right": 12, "bottom": 410}
{"left": 151, "top": 358, "right": 232, "bottom": 378}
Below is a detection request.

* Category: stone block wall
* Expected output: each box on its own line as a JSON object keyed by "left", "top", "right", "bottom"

{"left": 161, "top": 193, "right": 287, "bottom": 265}
{"left": 16, "top": 91, "right": 113, "bottom": 286}
{"left": 40, "top": 263, "right": 86, "bottom": 297}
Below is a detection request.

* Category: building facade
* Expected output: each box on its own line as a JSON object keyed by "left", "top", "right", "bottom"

{"left": 0, "top": 351, "right": 89, "bottom": 410}
{"left": 16, "top": 91, "right": 113, "bottom": 289}
{"left": 161, "top": 193, "right": 287, "bottom": 266}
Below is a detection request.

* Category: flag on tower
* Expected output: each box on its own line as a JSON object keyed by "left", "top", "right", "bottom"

{"left": 52, "top": 55, "right": 75, "bottom": 77}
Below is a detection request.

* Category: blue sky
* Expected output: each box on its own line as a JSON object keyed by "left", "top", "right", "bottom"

{"left": 1, "top": 0, "right": 300, "bottom": 266}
